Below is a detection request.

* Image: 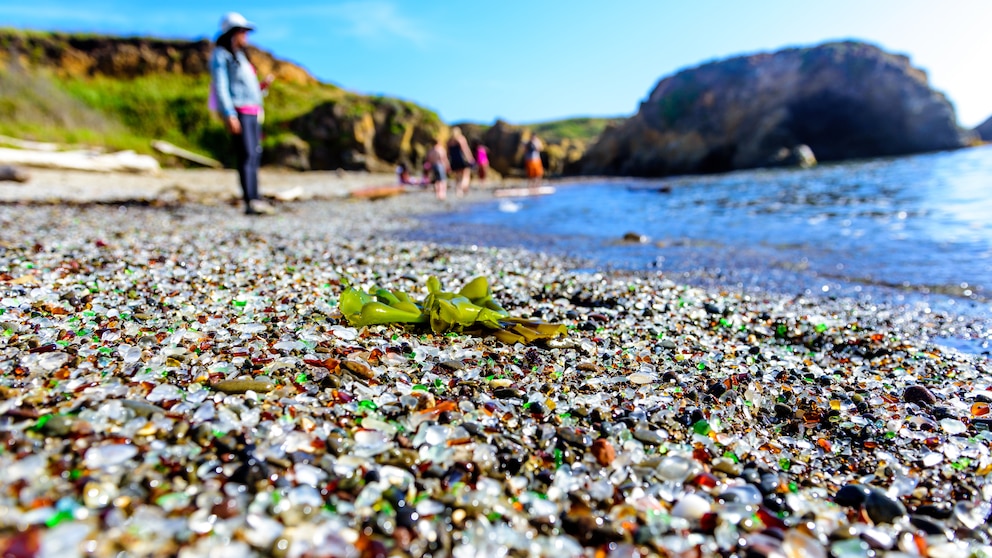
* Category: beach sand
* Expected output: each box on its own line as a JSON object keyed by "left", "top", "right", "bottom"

{"left": 0, "top": 167, "right": 412, "bottom": 204}
{"left": 0, "top": 169, "right": 989, "bottom": 557}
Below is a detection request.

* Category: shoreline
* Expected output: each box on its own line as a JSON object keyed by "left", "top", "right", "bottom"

{"left": 0, "top": 167, "right": 547, "bottom": 205}
{"left": 401, "top": 192, "right": 992, "bottom": 345}
{"left": 8, "top": 166, "right": 990, "bottom": 321}
{"left": 0, "top": 173, "right": 990, "bottom": 555}
{"left": 0, "top": 167, "right": 413, "bottom": 205}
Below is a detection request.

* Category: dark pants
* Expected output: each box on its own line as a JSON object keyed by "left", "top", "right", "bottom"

{"left": 233, "top": 113, "right": 262, "bottom": 207}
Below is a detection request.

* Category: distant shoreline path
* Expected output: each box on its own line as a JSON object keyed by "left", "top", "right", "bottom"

{"left": 0, "top": 168, "right": 404, "bottom": 205}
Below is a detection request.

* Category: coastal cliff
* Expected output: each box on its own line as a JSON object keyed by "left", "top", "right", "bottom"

{"left": 0, "top": 30, "right": 443, "bottom": 172}
{"left": 581, "top": 41, "right": 973, "bottom": 177}
{"left": 0, "top": 30, "right": 609, "bottom": 175}
{"left": 1, "top": 33, "right": 973, "bottom": 177}
{"left": 0, "top": 31, "right": 314, "bottom": 84}
{"left": 973, "top": 115, "right": 992, "bottom": 142}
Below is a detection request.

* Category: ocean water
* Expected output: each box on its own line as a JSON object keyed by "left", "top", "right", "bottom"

{"left": 407, "top": 145, "right": 992, "bottom": 319}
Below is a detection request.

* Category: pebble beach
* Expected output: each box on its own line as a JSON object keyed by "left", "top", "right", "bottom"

{"left": 0, "top": 169, "right": 990, "bottom": 557}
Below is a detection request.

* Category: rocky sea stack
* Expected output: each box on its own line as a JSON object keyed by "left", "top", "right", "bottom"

{"left": 972, "top": 115, "right": 992, "bottom": 142}
{"left": 581, "top": 41, "right": 973, "bottom": 177}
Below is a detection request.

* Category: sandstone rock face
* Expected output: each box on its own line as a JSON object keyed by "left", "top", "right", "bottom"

{"left": 264, "top": 134, "right": 311, "bottom": 171}
{"left": 582, "top": 41, "right": 971, "bottom": 177}
{"left": 455, "top": 120, "right": 583, "bottom": 178}
{"left": 0, "top": 32, "right": 316, "bottom": 85}
{"left": 0, "top": 31, "right": 443, "bottom": 173}
{"left": 478, "top": 120, "right": 529, "bottom": 177}
{"left": 290, "top": 96, "right": 443, "bottom": 172}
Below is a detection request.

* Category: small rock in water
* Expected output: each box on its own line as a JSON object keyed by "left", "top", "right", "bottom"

{"left": 903, "top": 385, "right": 937, "bottom": 406}
{"left": 627, "top": 371, "right": 655, "bottom": 385}
{"left": 671, "top": 493, "right": 711, "bottom": 520}
{"left": 953, "top": 500, "right": 992, "bottom": 530}
{"left": 782, "top": 530, "right": 826, "bottom": 558}
{"left": 834, "top": 483, "right": 872, "bottom": 508}
{"left": 773, "top": 403, "right": 794, "bottom": 418}
{"left": 910, "top": 515, "right": 949, "bottom": 536}
{"left": 84, "top": 443, "right": 138, "bottom": 469}
{"left": 342, "top": 359, "right": 374, "bottom": 380}
{"left": 703, "top": 302, "right": 723, "bottom": 315}
{"left": 657, "top": 454, "right": 694, "bottom": 482}
{"left": 939, "top": 418, "right": 967, "bottom": 435}
{"left": 633, "top": 427, "right": 666, "bottom": 446}
{"left": 590, "top": 438, "right": 615, "bottom": 467}
{"left": 120, "top": 399, "right": 167, "bottom": 417}
{"left": 718, "top": 484, "right": 763, "bottom": 506}
{"left": 39, "top": 414, "right": 75, "bottom": 437}
{"left": 864, "top": 488, "right": 906, "bottom": 524}
{"left": 576, "top": 362, "right": 602, "bottom": 374}
{"left": 557, "top": 427, "right": 592, "bottom": 448}
{"left": 489, "top": 378, "right": 513, "bottom": 388}
{"left": 830, "top": 538, "right": 871, "bottom": 558}
{"left": 211, "top": 379, "right": 276, "bottom": 394}
{"left": 493, "top": 387, "right": 524, "bottom": 399}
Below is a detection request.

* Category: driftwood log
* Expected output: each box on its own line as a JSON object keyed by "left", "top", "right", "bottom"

{"left": 0, "top": 147, "right": 160, "bottom": 174}
{"left": 151, "top": 140, "right": 222, "bottom": 168}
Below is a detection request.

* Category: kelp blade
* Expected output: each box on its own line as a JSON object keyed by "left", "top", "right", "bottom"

{"left": 340, "top": 288, "right": 374, "bottom": 316}
{"left": 348, "top": 301, "right": 424, "bottom": 327}
{"left": 340, "top": 276, "right": 566, "bottom": 346}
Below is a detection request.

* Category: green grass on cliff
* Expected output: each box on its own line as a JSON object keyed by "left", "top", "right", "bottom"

{"left": 1, "top": 29, "right": 597, "bottom": 168}
{"left": 59, "top": 73, "right": 350, "bottom": 162}
{"left": 60, "top": 74, "right": 223, "bottom": 155}
{"left": 0, "top": 66, "right": 139, "bottom": 148}
{"left": 530, "top": 117, "right": 626, "bottom": 144}
{"left": 0, "top": 64, "right": 364, "bottom": 164}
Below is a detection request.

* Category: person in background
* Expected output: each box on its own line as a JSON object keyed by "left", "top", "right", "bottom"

{"left": 211, "top": 12, "right": 275, "bottom": 215}
{"left": 396, "top": 162, "right": 412, "bottom": 185}
{"left": 524, "top": 133, "right": 544, "bottom": 189}
{"left": 474, "top": 143, "right": 490, "bottom": 184}
{"left": 426, "top": 139, "right": 449, "bottom": 200}
{"left": 421, "top": 160, "right": 433, "bottom": 186}
{"left": 447, "top": 127, "right": 475, "bottom": 197}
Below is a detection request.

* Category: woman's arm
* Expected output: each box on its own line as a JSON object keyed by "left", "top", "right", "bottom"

{"left": 459, "top": 137, "right": 474, "bottom": 163}
{"left": 210, "top": 50, "right": 241, "bottom": 134}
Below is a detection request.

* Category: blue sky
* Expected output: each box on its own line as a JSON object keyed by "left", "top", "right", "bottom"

{"left": 3, "top": 1, "right": 992, "bottom": 127}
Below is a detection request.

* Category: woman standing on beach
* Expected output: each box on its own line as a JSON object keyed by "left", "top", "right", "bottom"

{"left": 426, "top": 139, "right": 449, "bottom": 200}
{"left": 474, "top": 143, "right": 490, "bottom": 184}
{"left": 211, "top": 12, "right": 274, "bottom": 215}
{"left": 447, "top": 127, "right": 475, "bottom": 197}
{"left": 524, "top": 134, "right": 544, "bottom": 189}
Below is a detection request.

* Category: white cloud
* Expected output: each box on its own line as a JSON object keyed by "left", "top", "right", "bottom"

{"left": 255, "top": 1, "right": 432, "bottom": 49}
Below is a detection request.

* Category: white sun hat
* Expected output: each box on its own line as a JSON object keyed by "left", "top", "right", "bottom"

{"left": 219, "top": 12, "right": 256, "bottom": 35}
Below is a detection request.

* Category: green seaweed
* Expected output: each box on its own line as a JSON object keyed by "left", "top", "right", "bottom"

{"left": 340, "top": 276, "right": 566, "bottom": 345}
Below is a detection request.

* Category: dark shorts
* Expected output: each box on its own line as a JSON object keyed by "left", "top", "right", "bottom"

{"left": 450, "top": 156, "right": 469, "bottom": 172}
{"left": 431, "top": 163, "right": 446, "bottom": 183}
